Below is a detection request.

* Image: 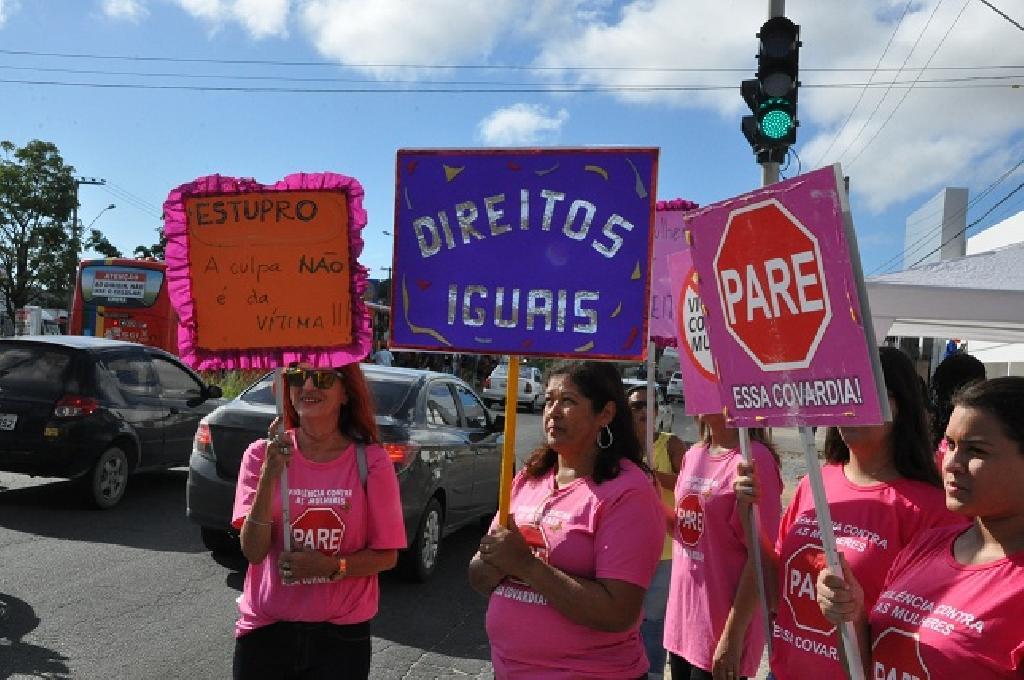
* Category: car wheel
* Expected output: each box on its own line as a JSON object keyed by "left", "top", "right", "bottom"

{"left": 400, "top": 497, "right": 443, "bottom": 583}
{"left": 83, "top": 446, "right": 129, "bottom": 509}
{"left": 201, "top": 526, "right": 241, "bottom": 556}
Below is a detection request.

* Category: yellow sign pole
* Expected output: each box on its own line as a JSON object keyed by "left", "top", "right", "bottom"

{"left": 497, "top": 356, "right": 520, "bottom": 527}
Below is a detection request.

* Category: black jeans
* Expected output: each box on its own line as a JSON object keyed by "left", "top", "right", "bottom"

{"left": 233, "top": 620, "right": 372, "bottom": 680}
{"left": 668, "top": 652, "right": 748, "bottom": 680}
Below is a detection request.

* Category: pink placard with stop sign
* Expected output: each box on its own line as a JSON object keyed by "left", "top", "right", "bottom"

{"left": 684, "top": 164, "right": 887, "bottom": 427}
{"left": 665, "top": 249, "right": 722, "bottom": 416}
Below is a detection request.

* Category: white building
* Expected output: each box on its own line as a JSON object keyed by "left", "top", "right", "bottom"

{"left": 966, "top": 210, "right": 1024, "bottom": 376}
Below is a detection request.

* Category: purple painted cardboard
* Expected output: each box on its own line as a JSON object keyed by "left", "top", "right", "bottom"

{"left": 666, "top": 249, "right": 723, "bottom": 416}
{"left": 649, "top": 200, "right": 699, "bottom": 346}
{"left": 685, "top": 164, "right": 888, "bottom": 427}
{"left": 391, "top": 148, "right": 658, "bottom": 359}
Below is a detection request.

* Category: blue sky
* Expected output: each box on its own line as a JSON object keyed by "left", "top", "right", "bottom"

{"left": 2, "top": 0, "right": 1023, "bottom": 281}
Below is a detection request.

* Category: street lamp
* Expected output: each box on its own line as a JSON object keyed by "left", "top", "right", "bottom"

{"left": 87, "top": 204, "right": 116, "bottom": 232}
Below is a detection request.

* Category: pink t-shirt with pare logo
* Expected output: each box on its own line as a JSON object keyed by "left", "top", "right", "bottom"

{"left": 770, "top": 464, "right": 963, "bottom": 680}
{"left": 869, "top": 524, "right": 1024, "bottom": 679}
{"left": 485, "top": 460, "right": 664, "bottom": 680}
{"left": 662, "top": 441, "right": 783, "bottom": 677}
{"left": 231, "top": 436, "right": 406, "bottom": 637}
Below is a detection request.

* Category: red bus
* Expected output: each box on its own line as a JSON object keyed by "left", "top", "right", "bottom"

{"left": 69, "top": 258, "right": 178, "bottom": 354}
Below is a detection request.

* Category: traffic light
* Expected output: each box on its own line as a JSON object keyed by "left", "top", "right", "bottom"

{"left": 741, "top": 16, "right": 800, "bottom": 161}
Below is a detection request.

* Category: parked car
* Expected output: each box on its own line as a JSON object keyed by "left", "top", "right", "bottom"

{"left": 666, "top": 371, "right": 685, "bottom": 403}
{"left": 621, "top": 378, "right": 675, "bottom": 433}
{"left": 187, "top": 365, "right": 504, "bottom": 582}
{"left": 0, "top": 336, "right": 224, "bottom": 508}
{"left": 482, "top": 364, "right": 544, "bottom": 412}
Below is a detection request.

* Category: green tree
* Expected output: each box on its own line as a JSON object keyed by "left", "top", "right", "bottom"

{"left": 133, "top": 226, "right": 166, "bottom": 260}
{"left": 0, "top": 140, "right": 79, "bottom": 315}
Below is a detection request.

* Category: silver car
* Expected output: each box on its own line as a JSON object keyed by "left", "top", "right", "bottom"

{"left": 621, "top": 379, "right": 675, "bottom": 433}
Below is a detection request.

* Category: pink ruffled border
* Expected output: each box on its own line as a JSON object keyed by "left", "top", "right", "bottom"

{"left": 162, "top": 172, "right": 372, "bottom": 370}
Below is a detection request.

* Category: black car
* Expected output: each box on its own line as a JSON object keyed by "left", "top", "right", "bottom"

{"left": 0, "top": 336, "right": 224, "bottom": 508}
{"left": 187, "top": 365, "right": 504, "bottom": 582}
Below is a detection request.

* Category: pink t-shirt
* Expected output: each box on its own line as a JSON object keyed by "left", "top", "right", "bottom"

{"left": 663, "top": 441, "right": 783, "bottom": 677}
{"left": 770, "top": 464, "right": 964, "bottom": 680}
{"left": 869, "top": 524, "right": 1024, "bottom": 679}
{"left": 231, "top": 435, "right": 406, "bottom": 637}
{"left": 485, "top": 460, "right": 664, "bottom": 679}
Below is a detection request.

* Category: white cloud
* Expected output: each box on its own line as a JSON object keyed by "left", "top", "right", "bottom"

{"left": 176, "top": 0, "right": 289, "bottom": 38}
{"left": 298, "top": 0, "right": 519, "bottom": 78}
{"left": 477, "top": 104, "right": 569, "bottom": 145}
{"left": 528, "top": 0, "right": 1024, "bottom": 213}
{"left": 101, "top": 0, "right": 147, "bottom": 21}
{"left": 0, "top": 0, "right": 21, "bottom": 27}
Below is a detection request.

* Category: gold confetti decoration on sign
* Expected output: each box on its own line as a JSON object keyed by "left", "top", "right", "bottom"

{"left": 685, "top": 230, "right": 693, "bottom": 246}
{"left": 404, "top": 186, "right": 412, "bottom": 210}
{"left": 631, "top": 261, "right": 641, "bottom": 280}
{"left": 535, "top": 163, "right": 560, "bottom": 176}
{"left": 584, "top": 164, "right": 609, "bottom": 180}
{"left": 402, "top": 276, "right": 452, "bottom": 346}
{"left": 474, "top": 337, "right": 493, "bottom": 344}
{"left": 610, "top": 302, "right": 622, "bottom": 318}
{"left": 574, "top": 340, "right": 595, "bottom": 353}
{"left": 626, "top": 158, "right": 648, "bottom": 199}
{"left": 443, "top": 165, "right": 465, "bottom": 182}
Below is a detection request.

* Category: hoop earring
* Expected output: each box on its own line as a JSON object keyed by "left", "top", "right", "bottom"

{"left": 597, "top": 425, "right": 614, "bottom": 450}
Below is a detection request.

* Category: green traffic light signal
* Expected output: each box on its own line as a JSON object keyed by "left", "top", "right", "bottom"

{"left": 760, "top": 108, "right": 794, "bottom": 140}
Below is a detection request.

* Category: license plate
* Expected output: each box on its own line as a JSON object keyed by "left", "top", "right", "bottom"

{"left": 0, "top": 413, "right": 17, "bottom": 430}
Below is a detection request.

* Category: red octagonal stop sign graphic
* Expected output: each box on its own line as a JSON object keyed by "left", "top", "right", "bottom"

{"left": 783, "top": 543, "right": 834, "bottom": 636}
{"left": 291, "top": 507, "right": 346, "bottom": 555}
{"left": 713, "top": 200, "right": 831, "bottom": 371}
{"left": 675, "top": 493, "right": 705, "bottom": 547}
{"left": 872, "top": 628, "right": 930, "bottom": 680}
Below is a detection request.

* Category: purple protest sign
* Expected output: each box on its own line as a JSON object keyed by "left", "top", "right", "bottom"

{"left": 391, "top": 148, "right": 658, "bottom": 359}
{"left": 666, "top": 250, "right": 723, "bottom": 416}
{"left": 649, "top": 200, "right": 699, "bottom": 346}
{"left": 685, "top": 164, "right": 887, "bottom": 427}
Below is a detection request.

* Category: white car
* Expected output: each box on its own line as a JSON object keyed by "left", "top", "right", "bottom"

{"left": 666, "top": 372, "right": 684, "bottom": 404}
{"left": 483, "top": 365, "right": 544, "bottom": 412}
{"left": 621, "top": 378, "right": 675, "bottom": 433}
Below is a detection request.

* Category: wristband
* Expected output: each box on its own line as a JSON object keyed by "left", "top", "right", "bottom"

{"left": 244, "top": 516, "right": 272, "bottom": 527}
{"left": 330, "top": 557, "right": 348, "bottom": 582}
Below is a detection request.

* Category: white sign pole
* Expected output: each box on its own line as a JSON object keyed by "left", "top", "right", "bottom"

{"left": 645, "top": 339, "right": 656, "bottom": 469}
{"left": 798, "top": 427, "right": 865, "bottom": 680}
{"left": 273, "top": 368, "right": 291, "bottom": 553}
{"left": 737, "top": 427, "right": 773, "bottom": 657}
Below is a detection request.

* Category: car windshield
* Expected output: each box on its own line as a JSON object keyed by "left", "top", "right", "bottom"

{"left": 0, "top": 344, "right": 72, "bottom": 398}
{"left": 239, "top": 370, "right": 415, "bottom": 417}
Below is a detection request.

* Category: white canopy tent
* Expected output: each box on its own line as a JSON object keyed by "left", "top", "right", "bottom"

{"left": 865, "top": 242, "right": 1024, "bottom": 346}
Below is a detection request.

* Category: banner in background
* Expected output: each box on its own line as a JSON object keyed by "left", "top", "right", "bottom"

{"left": 666, "top": 249, "right": 722, "bottom": 416}
{"left": 391, "top": 148, "right": 658, "bottom": 360}
{"left": 649, "top": 199, "right": 699, "bottom": 346}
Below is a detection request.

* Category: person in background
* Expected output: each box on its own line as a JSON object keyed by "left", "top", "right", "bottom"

{"left": 663, "top": 414, "right": 781, "bottom": 680}
{"left": 818, "top": 377, "right": 1024, "bottom": 678}
{"left": 929, "top": 351, "right": 985, "bottom": 454}
{"left": 231, "top": 362, "right": 406, "bottom": 680}
{"left": 469, "top": 361, "right": 664, "bottom": 680}
{"left": 735, "top": 346, "right": 965, "bottom": 680}
{"left": 625, "top": 385, "right": 689, "bottom": 678}
{"left": 373, "top": 342, "right": 394, "bottom": 367}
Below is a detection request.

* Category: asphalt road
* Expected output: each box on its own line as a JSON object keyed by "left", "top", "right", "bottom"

{"left": 0, "top": 406, "right": 712, "bottom": 680}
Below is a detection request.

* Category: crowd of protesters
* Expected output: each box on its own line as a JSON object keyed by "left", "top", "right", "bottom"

{"left": 226, "top": 347, "right": 1023, "bottom": 679}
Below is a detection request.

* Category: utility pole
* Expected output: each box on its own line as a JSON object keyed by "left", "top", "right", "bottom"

{"left": 68, "top": 177, "right": 106, "bottom": 309}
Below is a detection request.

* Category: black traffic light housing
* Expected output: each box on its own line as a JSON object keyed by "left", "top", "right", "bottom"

{"left": 741, "top": 16, "right": 800, "bottom": 162}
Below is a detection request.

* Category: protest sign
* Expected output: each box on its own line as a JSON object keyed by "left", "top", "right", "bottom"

{"left": 163, "top": 172, "right": 372, "bottom": 370}
{"left": 666, "top": 250, "right": 722, "bottom": 416}
{"left": 685, "top": 164, "right": 887, "bottom": 427}
{"left": 649, "top": 199, "right": 699, "bottom": 346}
{"left": 391, "top": 148, "right": 658, "bottom": 360}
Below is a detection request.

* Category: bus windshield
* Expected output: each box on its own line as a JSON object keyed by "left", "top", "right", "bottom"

{"left": 79, "top": 264, "right": 165, "bottom": 309}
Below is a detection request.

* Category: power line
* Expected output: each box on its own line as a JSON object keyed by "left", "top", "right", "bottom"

{"left": 977, "top": 0, "right": 1024, "bottom": 32}
{"left": 814, "top": 0, "right": 914, "bottom": 167}
{"left": 845, "top": 0, "right": 971, "bottom": 170}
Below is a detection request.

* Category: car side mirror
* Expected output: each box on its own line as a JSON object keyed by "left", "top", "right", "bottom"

{"left": 490, "top": 413, "right": 506, "bottom": 433}
{"left": 206, "top": 384, "right": 223, "bottom": 399}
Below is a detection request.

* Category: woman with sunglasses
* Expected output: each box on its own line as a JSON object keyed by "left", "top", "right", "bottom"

{"left": 735, "top": 347, "right": 963, "bottom": 680}
{"left": 625, "top": 385, "right": 689, "bottom": 678}
{"left": 231, "top": 363, "right": 406, "bottom": 680}
{"left": 817, "top": 377, "right": 1024, "bottom": 679}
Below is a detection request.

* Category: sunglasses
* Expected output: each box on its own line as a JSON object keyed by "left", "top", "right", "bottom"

{"left": 628, "top": 402, "right": 647, "bottom": 412}
{"left": 283, "top": 368, "right": 343, "bottom": 389}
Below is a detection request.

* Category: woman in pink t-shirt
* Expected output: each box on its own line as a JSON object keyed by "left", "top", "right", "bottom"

{"left": 663, "top": 415, "right": 782, "bottom": 680}
{"left": 469, "top": 361, "right": 664, "bottom": 680}
{"left": 819, "top": 377, "right": 1024, "bottom": 678}
{"left": 231, "top": 362, "right": 406, "bottom": 680}
{"left": 736, "top": 346, "right": 959, "bottom": 680}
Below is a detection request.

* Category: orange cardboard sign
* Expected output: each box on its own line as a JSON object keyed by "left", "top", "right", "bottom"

{"left": 185, "top": 190, "right": 353, "bottom": 350}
